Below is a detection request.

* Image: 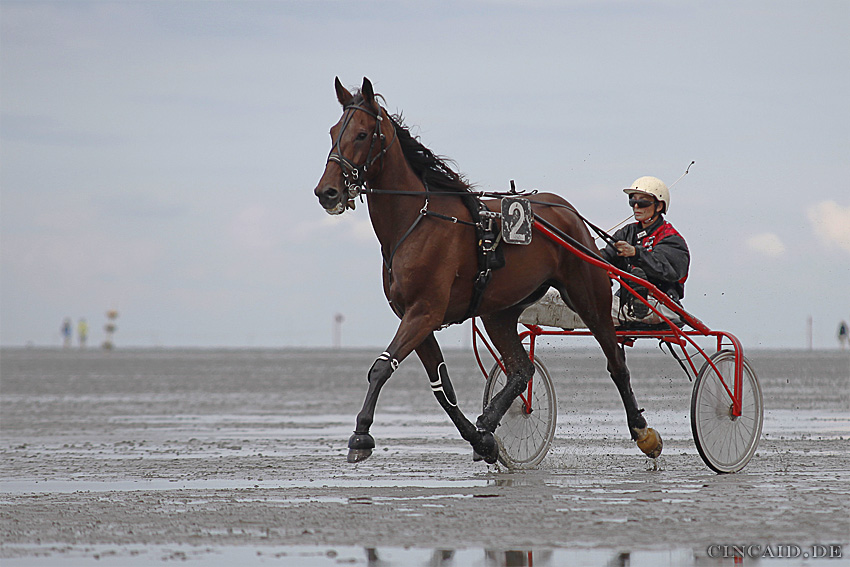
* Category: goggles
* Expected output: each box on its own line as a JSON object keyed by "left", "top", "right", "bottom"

{"left": 629, "top": 197, "right": 656, "bottom": 209}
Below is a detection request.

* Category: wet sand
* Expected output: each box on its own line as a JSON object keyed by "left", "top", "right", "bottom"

{"left": 1, "top": 347, "right": 848, "bottom": 565}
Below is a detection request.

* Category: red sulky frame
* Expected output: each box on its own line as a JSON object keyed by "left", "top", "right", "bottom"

{"left": 472, "top": 218, "right": 746, "bottom": 419}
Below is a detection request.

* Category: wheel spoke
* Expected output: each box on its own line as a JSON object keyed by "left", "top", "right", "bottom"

{"left": 485, "top": 360, "right": 556, "bottom": 468}
{"left": 692, "top": 351, "right": 763, "bottom": 473}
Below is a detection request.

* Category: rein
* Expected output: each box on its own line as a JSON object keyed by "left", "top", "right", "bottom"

{"left": 359, "top": 185, "right": 620, "bottom": 247}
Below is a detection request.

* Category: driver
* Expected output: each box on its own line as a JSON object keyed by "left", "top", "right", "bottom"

{"left": 600, "top": 176, "right": 690, "bottom": 325}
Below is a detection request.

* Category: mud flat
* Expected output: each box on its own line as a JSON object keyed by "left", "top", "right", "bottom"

{"left": 1, "top": 348, "right": 848, "bottom": 565}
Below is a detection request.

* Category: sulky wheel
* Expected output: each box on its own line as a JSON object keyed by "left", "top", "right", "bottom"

{"left": 691, "top": 350, "right": 763, "bottom": 473}
{"left": 483, "top": 357, "right": 557, "bottom": 469}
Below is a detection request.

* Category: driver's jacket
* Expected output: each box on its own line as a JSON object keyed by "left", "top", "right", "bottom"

{"left": 600, "top": 216, "right": 690, "bottom": 301}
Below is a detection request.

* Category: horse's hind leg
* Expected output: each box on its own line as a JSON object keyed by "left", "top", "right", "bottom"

{"left": 598, "top": 332, "right": 662, "bottom": 457}
{"left": 415, "top": 333, "right": 498, "bottom": 464}
{"left": 568, "top": 284, "right": 663, "bottom": 458}
{"left": 475, "top": 309, "right": 535, "bottom": 435}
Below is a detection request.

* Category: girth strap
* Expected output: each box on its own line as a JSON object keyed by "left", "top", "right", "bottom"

{"left": 455, "top": 201, "right": 505, "bottom": 325}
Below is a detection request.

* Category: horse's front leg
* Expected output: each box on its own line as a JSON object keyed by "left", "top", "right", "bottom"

{"left": 346, "top": 350, "right": 397, "bottom": 463}
{"left": 347, "top": 307, "right": 444, "bottom": 463}
{"left": 415, "top": 333, "right": 498, "bottom": 464}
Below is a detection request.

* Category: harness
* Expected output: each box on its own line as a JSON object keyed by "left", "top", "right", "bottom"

{"left": 376, "top": 186, "right": 505, "bottom": 326}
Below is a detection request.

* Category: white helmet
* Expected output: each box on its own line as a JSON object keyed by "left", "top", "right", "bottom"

{"left": 623, "top": 176, "right": 670, "bottom": 214}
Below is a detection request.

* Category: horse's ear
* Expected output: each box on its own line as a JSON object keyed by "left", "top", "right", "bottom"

{"left": 361, "top": 77, "right": 377, "bottom": 109}
{"left": 335, "top": 77, "right": 354, "bottom": 107}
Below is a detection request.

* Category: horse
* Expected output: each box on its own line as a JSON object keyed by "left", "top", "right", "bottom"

{"left": 313, "top": 77, "right": 662, "bottom": 465}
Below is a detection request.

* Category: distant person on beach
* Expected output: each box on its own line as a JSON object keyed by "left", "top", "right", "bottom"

{"left": 61, "top": 318, "right": 72, "bottom": 348}
{"left": 839, "top": 321, "right": 848, "bottom": 349}
{"left": 77, "top": 318, "right": 88, "bottom": 348}
{"left": 600, "top": 176, "right": 690, "bottom": 326}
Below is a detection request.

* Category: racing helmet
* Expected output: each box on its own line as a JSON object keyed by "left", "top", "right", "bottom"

{"left": 623, "top": 176, "right": 669, "bottom": 214}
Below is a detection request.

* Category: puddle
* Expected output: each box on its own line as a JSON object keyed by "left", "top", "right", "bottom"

{"left": 0, "top": 544, "right": 704, "bottom": 566}
{"left": 0, "top": 477, "right": 489, "bottom": 495}
{"left": 4, "top": 543, "right": 842, "bottom": 566}
{"left": 556, "top": 409, "right": 849, "bottom": 441}
{"left": 762, "top": 410, "right": 850, "bottom": 438}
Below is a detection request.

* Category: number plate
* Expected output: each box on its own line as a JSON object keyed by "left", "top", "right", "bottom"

{"left": 501, "top": 197, "right": 533, "bottom": 245}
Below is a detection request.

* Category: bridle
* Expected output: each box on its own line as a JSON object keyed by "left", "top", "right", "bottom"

{"left": 326, "top": 101, "right": 397, "bottom": 202}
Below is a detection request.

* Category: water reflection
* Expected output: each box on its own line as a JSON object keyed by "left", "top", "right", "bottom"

{"left": 484, "top": 549, "right": 552, "bottom": 566}
{"left": 352, "top": 547, "right": 781, "bottom": 566}
{"left": 7, "top": 544, "right": 811, "bottom": 565}
{"left": 363, "top": 548, "right": 595, "bottom": 566}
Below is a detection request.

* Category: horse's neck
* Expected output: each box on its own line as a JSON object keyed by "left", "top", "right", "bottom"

{"left": 366, "top": 153, "right": 426, "bottom": 251}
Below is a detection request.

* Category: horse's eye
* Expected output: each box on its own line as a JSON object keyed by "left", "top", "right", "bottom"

{"left": 356, "top": 132, "right": 368, "bottom": 141}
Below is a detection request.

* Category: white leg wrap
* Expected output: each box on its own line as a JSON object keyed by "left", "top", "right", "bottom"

{"left": 376, "top": 351, "right": 399, "bottom": 371}
{"left": 429, "top": 362, "right": 458, "bottom": 407}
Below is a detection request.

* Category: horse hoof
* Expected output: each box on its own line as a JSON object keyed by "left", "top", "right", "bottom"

{"left": 347, "top": 432, "right": 375, "bottom": 463}
{"left": 634, "top": 427, "right": 663, "bottom": 458}
{"left": 347, "top": 448, "right": 373, "bottom": 463}
{"left": 472, "top": 430, "right": 499, "bottom": 465}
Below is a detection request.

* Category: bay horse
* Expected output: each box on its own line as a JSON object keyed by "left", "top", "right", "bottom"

{"left": 313, "top": 77, "right": 662, "bottom": 465}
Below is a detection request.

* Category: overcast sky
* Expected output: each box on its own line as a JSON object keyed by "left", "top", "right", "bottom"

{"left": 1, "top": 1, "right": 848, "bottom": 350}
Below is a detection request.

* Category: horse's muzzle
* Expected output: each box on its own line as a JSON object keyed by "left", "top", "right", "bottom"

{"left": 314, "top": 184, "right": 346, "bottom": 215}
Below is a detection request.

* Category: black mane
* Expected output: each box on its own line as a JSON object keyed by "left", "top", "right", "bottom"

{"left": 350, "top": 92, "right": 473, "bottom": 193}
{"left": 387, "top": 112, "right": 473, "bottom": 193}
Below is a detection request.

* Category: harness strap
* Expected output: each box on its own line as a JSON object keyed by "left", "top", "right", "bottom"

{"left": 379, "top": 190, "right": 504, "bottom": 327}
{"left": 454, "top": 201, "right": 504, "bottom": 325}
{"left": 522, "top": 198, "right": 618, "bottom": 246}
{"left": 422, "top": 209, "right": 477, "bottom": 227}
{"left": 382, "top": 180, "right": 475, "bottom": 282}
{"left": 382, "top": 207, "right": 426, "bottom": 281}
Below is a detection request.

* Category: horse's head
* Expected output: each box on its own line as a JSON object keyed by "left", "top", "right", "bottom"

{"left": 314, "top": 77, "right": 392, "bottom": 215}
